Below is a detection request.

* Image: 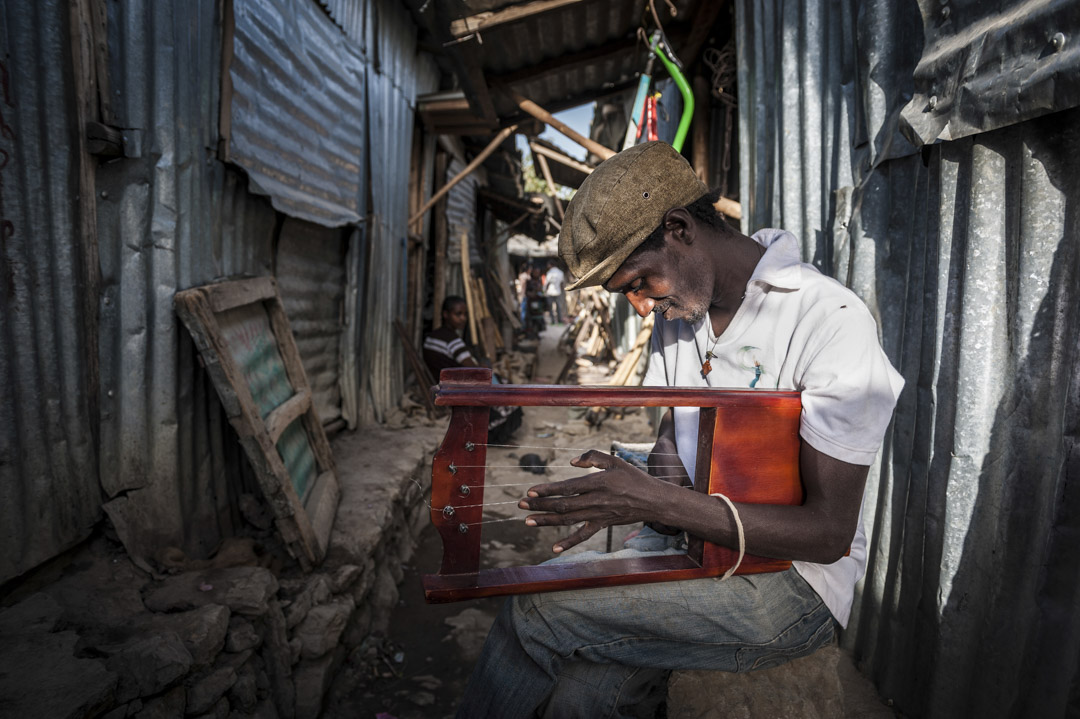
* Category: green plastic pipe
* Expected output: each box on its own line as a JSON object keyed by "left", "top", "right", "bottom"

{"left": 649, "top": 40, "right": 694, "bottom": 153}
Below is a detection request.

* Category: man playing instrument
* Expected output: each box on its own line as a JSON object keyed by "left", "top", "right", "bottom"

{"left": 457, "top": 141, "right": 903, "bottom": 718}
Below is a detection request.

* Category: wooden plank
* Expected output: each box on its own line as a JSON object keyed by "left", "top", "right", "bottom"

{"left": 534, "top": 151, "right": 564, "bottom": 220}
{"left": 203, "top": 275, "right": 276, "bottom": 313}
{"left": 265, "top": 389, "right": 312, "bottom": 444}
{"left": 265, "top": 296, "right": 336, "bottom": 476}
{"left": 531, "top": 141, "right": 593, "bottom": 175}
{"left": 304, "top": 470, "right": 341, "bottom": 561}
{"left": 435, "top": 370, "right": 801, "bottom": 408}
{"left": 393, "top": 320, "right": 439, "bottom": 417}
{"left": 451, "top": 0, "right": 585, "bottom": 37}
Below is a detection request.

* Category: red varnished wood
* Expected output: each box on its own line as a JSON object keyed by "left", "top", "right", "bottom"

{"left": 424, "top": 368, "right": 804, "bottom": 602}
{"left": 702, "top": 401, "right": 803, "bottom": 573}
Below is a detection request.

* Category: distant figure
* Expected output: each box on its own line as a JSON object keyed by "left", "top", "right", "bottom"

{"left": 544, "top": 260, "right": 567, "bottom": 324}
{"left": 423, "top": 296, "right": 522, "bottom": 443}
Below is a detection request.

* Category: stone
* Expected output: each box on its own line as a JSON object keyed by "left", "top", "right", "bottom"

{"left": 342, "top": 603, "right": 373, "bottom": 649}
{"left": 368, "top": 565, "right": 398, "bottom": 638}
{"left": 346, "top": 559, "right": 377, "bottom": 605}
{"left": 259, "top": 600, "right": 295, "bottom": 719}
{"left": 0, "top": 631, "right": 118, "bottom": 718}
{"left": 289, "top": 637, "right": 303, "bottom": 665}
{"left": 133, "top": 687, "right": 186, "bottom": 718}
{"left": 283, "top": 575, "right": 333, "bottom": 630}
{"left": 442, "top": 608, "right": 494, "bottom": 663}
{"left": 292, "top": 649, "right": 342, "bottom": 719}
{"left": 226, "top": 616, "right": 262, "bottom": 653}
{"left": 0, "top": 592, "right": 64, "bottom": 635}
{"left": 154, "top": 604, "right": 230, "bottom": 666}
{"left": 143, "top": 567, "right": 278, "bottom": 616}
{"left": 191, "top": 696, "right": 229, "bottom": 719}
{"left": 667, "top": 646, "right": 846, "bottom": 719}
{"left": 329, "top": 564, "right": 362, "bottom": 593}
{"left": 186, "top": 665, "right": 238, "bottom": 716}
{"left": 228, "top": 661, "right": 259, "bottom": 712}
{"left": 294, "top": 596, "right": 355, "bottom": 659}
{"left": 250, "top": 698, "right": 280, "bottom": 719}
{"left": 106, "top": 631, "right": 193, "bottom": 703}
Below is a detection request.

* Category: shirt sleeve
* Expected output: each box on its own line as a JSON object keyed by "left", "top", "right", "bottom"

{"left": 447, "top": 337, "right": 474, "bottom": 365}
{"left": 795, "top": 306, "right": 904, "bottom": 465}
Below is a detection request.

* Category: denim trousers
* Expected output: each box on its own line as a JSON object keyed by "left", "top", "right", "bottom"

{"left": 456, "top": 535, "right": 836, "bottom": 719}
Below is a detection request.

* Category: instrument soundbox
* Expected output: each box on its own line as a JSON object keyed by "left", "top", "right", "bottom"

{"left": 422, "top": 368, "right": 803, "bottom": 603}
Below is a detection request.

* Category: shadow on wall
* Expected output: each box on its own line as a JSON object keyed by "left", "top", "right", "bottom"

{"left": 860, "top": 107, "right": 1080, "bottom": 717}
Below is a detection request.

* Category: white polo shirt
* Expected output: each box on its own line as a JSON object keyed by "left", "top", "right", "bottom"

{"left": 642, "top": 228, "right": 904, "bottom": 627}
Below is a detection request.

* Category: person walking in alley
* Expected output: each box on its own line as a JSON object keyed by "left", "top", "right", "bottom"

{"left": 544, "top": 259, "right": 567, "bottom": 325}
{"left": 457, "top": 142, "right": 904, "bottom": 718}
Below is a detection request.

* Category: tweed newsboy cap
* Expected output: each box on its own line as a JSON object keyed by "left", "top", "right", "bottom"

{"left": 560, "top": 141, "right": 707, "bottom": 290}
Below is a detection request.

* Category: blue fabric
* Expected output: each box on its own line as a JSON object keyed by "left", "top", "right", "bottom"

{"left": 457, "top": 547, "right": 836, "bottom": 718}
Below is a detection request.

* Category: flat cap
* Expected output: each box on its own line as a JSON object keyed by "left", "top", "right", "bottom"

{"left": 559, "top": 142, "right": 707, "bottom": 290}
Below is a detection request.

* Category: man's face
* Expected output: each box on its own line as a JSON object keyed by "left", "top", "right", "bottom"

{"left": 603, "top": 237, "right": 712, "bottom": 323}
{"left": 443, "top": 303, "right": 468, "bottom": 331}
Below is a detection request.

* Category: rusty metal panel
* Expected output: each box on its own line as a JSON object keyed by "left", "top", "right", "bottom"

{"left": 227, "top": 0, "right": 366, "bottom": 227}
{"left": 276, "top": 218, "right": 346, "bottom": 425}
{"left": 0, "top": 0, "right": 102, "bottom": 584}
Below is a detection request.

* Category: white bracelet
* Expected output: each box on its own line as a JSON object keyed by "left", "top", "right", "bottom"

{"left": 711, "top": 492, "right": 745, "bottom": 580}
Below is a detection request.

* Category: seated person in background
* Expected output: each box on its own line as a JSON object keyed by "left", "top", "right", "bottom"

{"left": 423, "top": 296, "right": 522, "bottom": 444}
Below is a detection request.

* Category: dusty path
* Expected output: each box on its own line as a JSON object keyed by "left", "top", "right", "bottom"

{"left": 325, "top": 324, "right": 656, "bottom": 718}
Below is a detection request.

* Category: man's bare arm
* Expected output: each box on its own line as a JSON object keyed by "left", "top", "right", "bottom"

{"left": 520, "top": 440, "right": 868, "bottom": 563}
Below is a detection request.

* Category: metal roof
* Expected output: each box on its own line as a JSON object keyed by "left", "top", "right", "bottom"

{"left": 406, "top": 0, "right": 729, "bottom": 133}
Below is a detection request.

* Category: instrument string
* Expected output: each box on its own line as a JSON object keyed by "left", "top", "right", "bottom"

{"left": 479, "top": 442, "right": 684, "bottom": 457}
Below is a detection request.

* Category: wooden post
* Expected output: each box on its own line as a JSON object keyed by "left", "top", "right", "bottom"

{"left": 460, "top": 231, "right": 480, "bottom": 346}
{"left": 409, "top": 124, "right": 518, "bottom": 228}
{"left": 501, "top": 86, "right": 615, "bottom": 161}
{"left": 534, "top": 150, "right": 564, "bottom": 220}
{"left": 691, "top": 75, "right": 710, "bottom": 184}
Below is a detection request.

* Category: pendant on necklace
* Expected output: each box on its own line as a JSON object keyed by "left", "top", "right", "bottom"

{"left": 701, "top": 351, "right": 716, "bottom": 377}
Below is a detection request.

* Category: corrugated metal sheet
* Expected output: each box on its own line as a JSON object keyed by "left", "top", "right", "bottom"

{"left": 357, "top": 0, "right": 439, "bottom": 423}
{"left": 97, "top": 0, "right": 277, "bottom": 564}
{"left": 227, "top": 0, "right": 366, "bottom": 227}
{"left": 736, "top": 0, "right": 1080, "bottom": 715}
{"left": 276, "top": 218, "right": 346, "bottom": 425}
{"left": 0, "top": 0, "right": 101, "bottom": 584}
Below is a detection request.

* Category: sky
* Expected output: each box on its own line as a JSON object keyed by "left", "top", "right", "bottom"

{"left": 514, "top": 102, "right": 595, "bottom": 162}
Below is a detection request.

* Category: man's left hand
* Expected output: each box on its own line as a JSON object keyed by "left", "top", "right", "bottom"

{"left": 519, "top": 450, "right": 671, "bottom": 553}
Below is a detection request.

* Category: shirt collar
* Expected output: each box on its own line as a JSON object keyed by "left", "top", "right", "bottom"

{"left": 747, "top": 228, "right": 802, "bottom": 292}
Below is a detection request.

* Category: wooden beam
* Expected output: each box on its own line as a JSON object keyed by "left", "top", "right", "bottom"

{"left": 533, "top": 150, "right": 564, "bottom": 220}
{"left": 499, "top": 86, "right": 614, "bottom": 161}
{"left": 714, "top": 196, "right": 742, "bottom": 221}
{"left": 451, "top": 0, "right": 586, "bottom": 38}
{"left": 499, "top": 80, "right": 639, "bottom": 131}
{"left": 531, "top": 141, "right": 593, "bottom": 175}
{"left": 408, "top": 125, "right": 518, "bottom": 227}
{"left": 265, "top": 389, "right": 312, "bottom": 444}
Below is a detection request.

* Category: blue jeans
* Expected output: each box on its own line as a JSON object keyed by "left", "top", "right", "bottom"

{"left": 456, "top": 537, "right": 836, "bottom": 719}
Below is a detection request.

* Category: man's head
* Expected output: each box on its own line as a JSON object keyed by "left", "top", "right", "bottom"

{"left": 441, "top": 296, "right": 468, "bottom": 331}
{"left": 559, "top": 142, "right": 709, "bottom": 291}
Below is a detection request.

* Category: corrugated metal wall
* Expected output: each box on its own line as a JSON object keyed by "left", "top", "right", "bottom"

{"left": 96, "top": 0, "right": 278, "bottom": 564}
{"left": 276, "top": 218, "right": 346, "bottom": 425}
{"left": 357, "top": 0, "right": 438, "bottom": 422}
{"left": 736, "top": 0, "right": 1080, "bottom": 715}
{"left": 2, "top": 0, "right": 438, "bottom": 577}
{"left": 0, "top": 0, "right": 102, "bottom": 584}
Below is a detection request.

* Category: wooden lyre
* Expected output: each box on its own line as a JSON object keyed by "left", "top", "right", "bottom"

{"left": 422, "top": 368, "right": 803, "bottom": 603}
